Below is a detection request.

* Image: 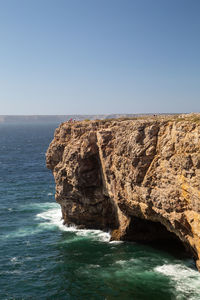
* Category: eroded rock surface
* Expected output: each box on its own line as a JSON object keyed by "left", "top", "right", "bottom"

{"left": 46, "top": 115, "right": 200, "bottom": 270}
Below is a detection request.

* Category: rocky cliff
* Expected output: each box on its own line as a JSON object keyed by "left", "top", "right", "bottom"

{"left": 46, "top": 115, "right": 200, "bottom": 270}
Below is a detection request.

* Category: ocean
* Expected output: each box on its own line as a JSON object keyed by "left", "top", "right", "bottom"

{"left": 0, "top": 122, "right": 200, "bottom": 300}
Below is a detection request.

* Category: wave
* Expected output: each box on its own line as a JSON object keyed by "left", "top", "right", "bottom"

{"left": 1, "top": 203, "right": 60, "bottom": 239}
{"left": 154, "top": 263, "right": 200, "bottom": 299}
{"left": 1, "top": 202, "right": 111, "bottom": 242}
{"left": 10, "top": 257, "right": 18, "bottom": 263}
{"left": 36, "top": 207, "right": 111, "bottom": 242}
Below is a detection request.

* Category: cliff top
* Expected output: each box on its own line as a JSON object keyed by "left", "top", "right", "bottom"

{"left": 60, "top": 113, "right": 200, "bottom": 126}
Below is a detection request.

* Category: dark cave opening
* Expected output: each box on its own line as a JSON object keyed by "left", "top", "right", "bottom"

{"left": 124, "top": 216, "right": 191, "bottom": 259}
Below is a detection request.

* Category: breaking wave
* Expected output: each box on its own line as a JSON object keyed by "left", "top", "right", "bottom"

{"left": 155, "top": 263, "right": 200, "bottom": 299}
{"left": 36, "top": 205, "right": 111, "bottom": 242}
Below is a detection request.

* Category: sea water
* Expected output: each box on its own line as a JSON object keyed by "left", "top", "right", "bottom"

{"left": 0, "top": 123, "right": 200, "bottom": 300}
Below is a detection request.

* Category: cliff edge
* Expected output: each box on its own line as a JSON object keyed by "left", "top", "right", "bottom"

{"left": 46, "top": 115, "right": 200, "bottom": 270}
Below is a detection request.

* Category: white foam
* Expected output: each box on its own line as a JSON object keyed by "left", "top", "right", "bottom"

{"left": 109, "top": 240, "right": 124, "bottom": 245}
{"left": 76, "top": 229, "right": 110, "bottom": 242}
{"left": 1, "top": 204, "right": 110, "bottom": 242}
{"left": 129, "top": 258, "right": 142, "bottom": 264}
{"left": 88, "top": 264, "right": 100, "bottom": 269}
{"left": 36, "top": 208, "right": 78, "bottom": 233}
{"left": 0, "top": 270, "right": 21, "bottom": 275}
{"left": 154, "top": 263, "right": 200, "bottom": 299}
{"left": 36, "top": 207, "right": 111, "bottom": 242}
{"left": 1, "top": 204, "right": 59, "bottom": 239}
{"left": 10, "top": 257, "right": 18, "bottom": 263}
{"left": 10, "top": 256, "right": 32, "bottom": 264}
{"left": 115, "top": 260, "right": 126, "bottom": 265}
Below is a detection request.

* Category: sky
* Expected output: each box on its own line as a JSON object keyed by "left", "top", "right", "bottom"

{"left": 0, "top": 0, "right": 199, "bottom": 115}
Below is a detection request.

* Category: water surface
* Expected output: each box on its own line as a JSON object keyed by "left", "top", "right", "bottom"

{"left": 0, "top": 123, "right": 200, "bottom": 300}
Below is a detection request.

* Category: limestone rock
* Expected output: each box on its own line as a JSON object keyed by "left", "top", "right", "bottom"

{"left": 46, "top": 115, "right": 200, "bottom": 270}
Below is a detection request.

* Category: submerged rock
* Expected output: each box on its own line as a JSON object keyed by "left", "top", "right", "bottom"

{"left": 46, "top": 115, "right": 200, "bottom": 270}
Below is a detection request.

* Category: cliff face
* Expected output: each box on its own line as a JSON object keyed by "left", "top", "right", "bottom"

{"left": 46, "top": 116, "right": 200, "bottom": 270}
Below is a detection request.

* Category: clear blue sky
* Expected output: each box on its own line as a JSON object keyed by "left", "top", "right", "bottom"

{"left": 0, "top": 0, "right": 199, "bottom": 115}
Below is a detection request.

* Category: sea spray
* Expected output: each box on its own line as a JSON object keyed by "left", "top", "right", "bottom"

{"left": 155, "top": 263, "right": 200, "bottom": 299}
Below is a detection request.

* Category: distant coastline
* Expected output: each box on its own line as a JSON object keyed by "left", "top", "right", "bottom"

{"left": 0, "top": 113, "right": 182, "bottom": 124}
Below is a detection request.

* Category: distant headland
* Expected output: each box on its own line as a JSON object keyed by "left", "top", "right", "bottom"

{"left": 0, "top": 114, "right": 181, "bottom": 124}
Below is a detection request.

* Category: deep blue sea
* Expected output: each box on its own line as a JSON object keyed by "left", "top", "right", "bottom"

{"left": 1, "top": 123, "right": 200, "bottom": 300}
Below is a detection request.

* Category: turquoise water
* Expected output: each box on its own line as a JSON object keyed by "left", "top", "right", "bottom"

{"left": 0, "top": 123, "right": 200, "bottom": 300}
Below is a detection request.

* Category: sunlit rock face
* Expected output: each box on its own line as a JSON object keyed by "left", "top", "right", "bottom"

{"left": 46, "top": 115, "right": 200, "bottom": 270}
